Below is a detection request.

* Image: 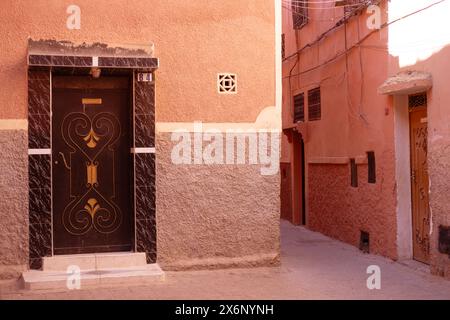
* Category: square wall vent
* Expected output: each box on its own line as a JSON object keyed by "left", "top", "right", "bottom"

{"left": 218, "top": 73, "right": 237, "bottom": 94}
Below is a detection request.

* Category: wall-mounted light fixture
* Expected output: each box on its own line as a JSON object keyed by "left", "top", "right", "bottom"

{"left": 90, "top": 67, "right": 101, "bottom": 79}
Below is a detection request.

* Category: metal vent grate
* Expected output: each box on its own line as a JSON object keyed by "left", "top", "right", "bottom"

{"left": 409, "top": 93, "right": 427, "bottom": 109}
{"left": 308, "top": 87, "right": 321, "bottom": 121}
{"left": 217, "top": 73, "right": 237, "bottom": 94}
{"left": 293, "top": 93, "right": 305, "bottom": 123}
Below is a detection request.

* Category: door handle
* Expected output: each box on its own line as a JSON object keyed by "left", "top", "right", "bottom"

{"left": 411, "top": 171, "right": 416, "bottom": 183}
{"left": 56, "top": 152, "right": 71, "bottom": 170}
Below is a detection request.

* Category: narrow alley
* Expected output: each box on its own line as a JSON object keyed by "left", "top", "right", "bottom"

{"left": 2, "top": 222, "right": 449, "bottom": 300}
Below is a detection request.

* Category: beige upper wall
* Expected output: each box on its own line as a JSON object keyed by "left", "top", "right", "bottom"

{"left": 0, "top": 0, "right": 275, "bottom": 123}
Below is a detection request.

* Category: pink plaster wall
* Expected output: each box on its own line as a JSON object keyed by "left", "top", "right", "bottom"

{"left": 282, "top": 0, "right": 450, "bottom": 275}
{"left": 387, "top": 1, "right": 450, "bottom": 278}
{"left": 282, "top": 1, "right": 398, "bottom": 260}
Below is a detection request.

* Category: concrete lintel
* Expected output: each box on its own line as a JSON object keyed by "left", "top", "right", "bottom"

{"left": 378, "top": 71, "right": 432, "bottom": 95}
{"left": 28, "top": 39, "right": 154, "bottom": 58}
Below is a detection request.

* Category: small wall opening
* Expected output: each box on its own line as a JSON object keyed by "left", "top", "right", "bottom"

{"left": 350, "top": 158, "right": 358, "bottom": 188}
{"left": 438, "top": 225, "right": 450, "bottom": 256}
{"left": 360, "top": 231, "right": 370, "bottom": 254}
{"left": 367, "top": 151, "right": 376, "bottom": 184}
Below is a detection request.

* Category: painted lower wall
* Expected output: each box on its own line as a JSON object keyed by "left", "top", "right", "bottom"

{"left": 0, "top": 127, "right": 28, "bottom": 279}
{"left": 156, "top": 132, "right": 280, "bottom": 270}
{"left": 308, "top": 157, "right": 397, "bottom": 259}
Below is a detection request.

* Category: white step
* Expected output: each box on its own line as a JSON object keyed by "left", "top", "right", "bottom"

{"left": 42, "top": 252, "right": 148, "bottom": 272}
{"left": 21, "top": 252, "right": 165, "bottom": 290}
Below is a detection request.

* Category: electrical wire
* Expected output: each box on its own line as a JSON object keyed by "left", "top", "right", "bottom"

{"left": 283, "top": 0, "right": 374, "bottom": 10}
{"left": 283, "top": 0, "right": 446, "bottom": 63}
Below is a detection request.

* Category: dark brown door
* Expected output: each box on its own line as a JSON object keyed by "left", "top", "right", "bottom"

{"left": 52, "top": 76, "right": 133, "bottom": 255}
{"left": 409, "top": 106, "right": 430, "bottom": 264}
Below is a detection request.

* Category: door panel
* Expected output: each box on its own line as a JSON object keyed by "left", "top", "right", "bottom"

{"left": 52, "top": 76, "right": 133, "bottom": 255}
{"left": 409, "top": 107, "right": 430, "bottom": 264}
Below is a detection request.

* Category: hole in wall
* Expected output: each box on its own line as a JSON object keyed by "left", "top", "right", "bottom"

{"left": 438, "top": 225, "right": 450, "bottom": 256}
{"left": 360, "top": 231, "right": 370, "bottom": 254}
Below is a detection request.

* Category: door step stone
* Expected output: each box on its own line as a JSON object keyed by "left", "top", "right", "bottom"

{"left": 21, "top": 252, "right": 164, "bottom": 290}
{"left": 42, "top": 252, "right": 148, "bottom": 272}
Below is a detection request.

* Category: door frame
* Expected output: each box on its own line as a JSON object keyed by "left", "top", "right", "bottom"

{"left": 27, "top": 46, "right": 158, "bottom": 269}
{"left": 393, "top": 93, "right": 431, "bottom": 263}
{"left": 291, "top": 130, "right": 306, "bottom": 226}
{"left": 51, "top": 75, "right": 134, "bottom": 255}
{"left": 408, "top": 105, "right": 430, "bottom": 264}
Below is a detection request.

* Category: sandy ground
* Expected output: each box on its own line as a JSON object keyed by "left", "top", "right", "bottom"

{"left": 1, "top": 221, "right": 449, "bottom": 300}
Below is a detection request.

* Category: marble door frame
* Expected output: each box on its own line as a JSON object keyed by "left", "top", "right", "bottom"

{"left": 27, "top": 46, "right": 158, "bottom": 269}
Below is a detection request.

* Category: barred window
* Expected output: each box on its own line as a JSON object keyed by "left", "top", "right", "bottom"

{"left": 409, "top": 93, "right": 427, "bottom": 109}
{"left": 292, "top": 0, "right": 308, "bottom": 30}
{"left": 308, "top": 87, "right": 321, "bottom": 121}
{"left": 293, "top": 93, "right": 305, "bottom": 123}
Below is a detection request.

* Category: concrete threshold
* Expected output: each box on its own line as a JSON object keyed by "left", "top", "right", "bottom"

{"left": 21, "top": 252, "right": 165, "bottom": 290}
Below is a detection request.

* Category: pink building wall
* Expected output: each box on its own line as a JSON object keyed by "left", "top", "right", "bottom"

{"left": 282, "top": 0, "right": 450, "bottom": 277}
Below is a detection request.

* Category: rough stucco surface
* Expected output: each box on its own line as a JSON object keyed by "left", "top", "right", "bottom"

{"left": 428, "top": 141, "right": 450, "bottom": 279}
{"left": 0, "top": 130, "right": 28, "bottom": 279}
{"left": 307, "top": 150, "right": 398, "bottom": 260}
{"left": 156, "top": 133, "right": 280, "bottom": 270}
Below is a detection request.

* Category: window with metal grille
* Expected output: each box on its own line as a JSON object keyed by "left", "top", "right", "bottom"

{"left": 367, "top": 151, "right": 376, "bottom": 184}
{"left": 282, "top": 34, "right": 285, "bottom": 60}
{"left": 350, "top": 158, "right": 358, "bottom": 188}
{"left": 292, "top": 0, "right": 308, "bottom": 30}
{"left": 308, "top": 87, "right": 321, "bottom": 121}
{"left": 409, "top": 93, "right": 427, "bottom": 109}
{"left": 293, "top": 93, "right": 305, "bottom": 123}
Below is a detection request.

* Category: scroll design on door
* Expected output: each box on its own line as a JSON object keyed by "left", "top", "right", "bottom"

{"left": 413, "top": 126, "right": 430, "bottom": 255}
{"left": 61, "top": 112, "right": 122, "bottom": 235}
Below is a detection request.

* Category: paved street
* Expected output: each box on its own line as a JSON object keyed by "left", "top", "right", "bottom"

{"left": 1, "top": 221, "right": 449, "bottom": 300}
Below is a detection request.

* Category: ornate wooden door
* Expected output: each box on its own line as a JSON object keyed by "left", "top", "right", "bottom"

{"left": 52, "top": 76, "right": 133, "bottom": 255}
{"left": 409, "top": 107, "right": 430, "bottom": 264}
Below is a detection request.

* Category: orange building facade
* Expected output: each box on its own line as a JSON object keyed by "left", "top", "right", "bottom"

{"left": 0, "top": 0, "right": 282, "bottom": 282}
